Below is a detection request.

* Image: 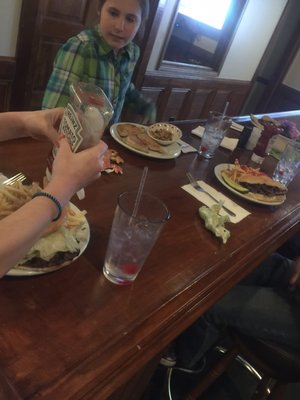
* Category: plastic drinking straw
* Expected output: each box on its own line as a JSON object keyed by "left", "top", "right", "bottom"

{"left": 132, "top": 166, "right": 148, "bottom": 218}
{"left": 222, "top": 101, "right": 229, "bottom": 118}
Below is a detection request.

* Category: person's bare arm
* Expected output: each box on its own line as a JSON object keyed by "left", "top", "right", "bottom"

{"left": 0, "top": 108, "right": 64, "bottom": 143}
{"left": 0, "top": 137, "right": 107, "bottom": 276}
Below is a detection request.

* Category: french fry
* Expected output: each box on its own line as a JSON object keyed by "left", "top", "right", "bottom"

{"left": 0, "top": 181, "right": 86, "bottom": 230}
{"left": 65, "top": 207, "right": 87, "bottom": 229}
{"left": 0, "top": 181, "right": 42, "bottom": 219}
{"left": 222, "top": 159, "right": 266, "bottom": 184}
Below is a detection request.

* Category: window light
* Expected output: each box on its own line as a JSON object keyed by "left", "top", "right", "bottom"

{"left": 178, "top": 0, "right": 232, "bottom": 30}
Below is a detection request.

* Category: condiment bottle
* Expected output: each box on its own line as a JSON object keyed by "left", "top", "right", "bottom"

{"left": 237, "top": 125, "right": 252, "bottom": 149}
{"left": 245, "top": 127, "right": 262, "bottom": 150}
{"left": 59, "top": 82, "right": 113, "bottom": 151}
{"left": 46, "top": 82, "right": 114, "bottom": 198}
{"left": 250, "top": 123, "right": 280, "bottom": 164}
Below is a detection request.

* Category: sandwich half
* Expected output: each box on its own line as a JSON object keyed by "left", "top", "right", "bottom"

{"left": 237, "top": 174, "right": 287, "bottom": 203}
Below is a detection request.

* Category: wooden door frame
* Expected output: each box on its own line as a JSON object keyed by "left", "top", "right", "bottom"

{"left": 260, "top": 25, "right": 300, "bottom": 112}
{"left": 10, "top": 0, "right": 39, "bottom": 111}
{"left": 248, "top": 0, "right": 300, "bottom": 113}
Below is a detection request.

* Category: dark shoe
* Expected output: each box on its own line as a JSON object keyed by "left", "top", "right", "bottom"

{"left": 160, "top": 345, "right": 177, "bottom": 367}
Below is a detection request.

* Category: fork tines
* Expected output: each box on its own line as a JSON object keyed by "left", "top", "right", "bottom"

{"left": 3, "top": 173, "right": 26, "bottom": 185}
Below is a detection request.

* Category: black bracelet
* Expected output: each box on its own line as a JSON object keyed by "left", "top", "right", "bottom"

{"left": 32, "top": 191, "right": 62, "bottom": 221}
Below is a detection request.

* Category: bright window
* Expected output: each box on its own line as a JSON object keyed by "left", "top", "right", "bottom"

{"left": 178, "top": 0, "right": 232, "bottom": 30}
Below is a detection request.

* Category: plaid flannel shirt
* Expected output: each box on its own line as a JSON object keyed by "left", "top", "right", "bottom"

{"left": 42, "top": 26, "right": 155, "bottom": 124}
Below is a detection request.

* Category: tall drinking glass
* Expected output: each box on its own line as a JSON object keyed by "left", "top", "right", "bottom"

{"left": 103, "top": 191, "right": 170, "bottom": 285}
{"left": 198, "top": 111, "right": 231, "bottom": 159}
{"left": 272, "top": 141, "right": 300, "bottom": 186}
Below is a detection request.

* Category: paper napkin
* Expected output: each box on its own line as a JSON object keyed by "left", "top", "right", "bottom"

{"left": 177, "top": 139, "right": 197, "bottom": 153}
{"left": 0, "top": 173, "right": 7, "bottom": 184}
{"left": 191, "top": 126, "right": 239, "bottom": 151}
{"left": 231, "top": 122, "right": 244, "bottom": 132}
{"left": 182, "top": 180, "right": 250, "bottom": 223}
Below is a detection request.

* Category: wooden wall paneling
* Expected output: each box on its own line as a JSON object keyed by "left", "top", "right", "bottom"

{"left": 11, "top": 0, "right": 99, "bottom": 111}
{"left": 28, "top": 0, "right": 98, "bottom": 110}
{"left": 0, "top": 57, "right": 16, "bottom": 112}
{"left": 156, "top": 86, "right": 172, "bottom": 121}
{"left": 140, "top": 87, "right": 163, "bottom": 110}
{"left": 142, "top": 72, "right": 251, "bottom": 121}
{"left": 183, "top": 88, "right": 215, "bottom": 120}
{"left": 207, "top": 89, "right": 232, "bottom": 115}
{"left": 132, "top": 0, "right": 161, "bottom": 89}
{"left": 155, "top": 87, "right": 172, "bottom": 121}
{"left": 228, "top": 88, "right": 252, "bottom": 117}
{"left": 160, "top": 88, "right": 190, "bottom": 121}
{"left": 10, "top": 0, "right": 39, "bottom": 111}
{"left": 265, "top": 84, "right": 300, "bottom": 113}
{"left": 0, "top": 83, "right": 11, "bottom": 113}
{"left": 44, "top": 0, "right": 89, "bottom": 22}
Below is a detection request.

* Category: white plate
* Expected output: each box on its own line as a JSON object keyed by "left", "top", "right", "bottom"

{"left": 214, "top": 163, "right": 286, "bottom": 206}
{"left": 110, "top": 123, "right": 181, "bottom": 159}
{"left": 7, "top": 203, "right": 90, "bottom": 277}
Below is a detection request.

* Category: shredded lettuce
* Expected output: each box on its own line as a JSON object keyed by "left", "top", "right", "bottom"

{"left": 199, "top": 204, "right": 230, "bottom": 244}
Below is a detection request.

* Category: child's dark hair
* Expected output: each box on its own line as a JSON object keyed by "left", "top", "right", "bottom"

{"left": 97, "top": 0, "right": 149, "bottom": 37}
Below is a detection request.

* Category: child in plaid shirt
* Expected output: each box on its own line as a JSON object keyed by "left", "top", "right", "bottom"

{"left": 43, "top": 0, "right": 155, "bottom": 125}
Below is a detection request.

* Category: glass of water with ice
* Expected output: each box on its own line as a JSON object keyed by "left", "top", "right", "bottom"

{"left": 198, "top": 111, "right": 231, "bottom": 159}
{"left": 103, "top": 191, "right": 170, "bottom": 285}
{"left": 272, "top": 141, "right": 300, "bottom": 186}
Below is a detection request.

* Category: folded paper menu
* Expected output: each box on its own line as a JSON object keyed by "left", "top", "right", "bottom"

{"left": 191, "top": 126, "right": 239, "bottom": 151}
{"left": 182, "top": 180, "right": 250, "bottom": 223}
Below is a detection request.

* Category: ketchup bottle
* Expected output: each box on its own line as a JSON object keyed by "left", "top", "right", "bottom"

{"left": 251, "top": 123, "right": 280, "bottom": 164}
{"left": 46, "top": 82, "right": 114, "bottom": 199}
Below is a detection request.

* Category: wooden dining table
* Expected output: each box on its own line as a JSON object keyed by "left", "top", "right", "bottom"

{"left": 0, "top": 113, "right": 299, "bottom": 400}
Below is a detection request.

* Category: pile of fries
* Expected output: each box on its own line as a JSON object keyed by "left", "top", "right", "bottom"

{"left": 0, "top": 180, "right": 86, "bottom": 228}
{"left": 0, "top": 181, "right": 42, "bottom": 220}
{"left": 223, "top": 159, "right": 266, "bottom": 183}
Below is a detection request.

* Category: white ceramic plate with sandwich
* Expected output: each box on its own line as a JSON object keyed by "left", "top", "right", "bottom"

{"left": 214, "top": 163, "right": 287, "bottom": 206}
{"left": 7, "top": 203, "right": 90, "bottom": 277}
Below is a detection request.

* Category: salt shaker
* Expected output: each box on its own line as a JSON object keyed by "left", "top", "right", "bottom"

{"left": 245, "top": 127, "right": 262, "bottom": 150}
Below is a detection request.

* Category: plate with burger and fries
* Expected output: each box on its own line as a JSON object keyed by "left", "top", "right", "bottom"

{"left": 0, "top": 179, "right": 90, "bottom": 276}
{"left": 214, "top": 160, "right": 287, "bottom": 205}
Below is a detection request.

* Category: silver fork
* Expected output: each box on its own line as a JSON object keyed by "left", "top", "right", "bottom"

{"left": 3, "top": 172, "right": 26, "bottom": 185}
{"left": 186, "top": 172, "right": 236, "bottom": 217}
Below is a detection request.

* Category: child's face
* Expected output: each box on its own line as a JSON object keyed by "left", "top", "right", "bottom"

{"left": 99, "top": 0, "right": 142, "bottom": 51}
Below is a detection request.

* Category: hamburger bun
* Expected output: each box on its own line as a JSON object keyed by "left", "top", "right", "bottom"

{"left": 246, "top": 192, "right": 286, "bottom": 203}
{"left": 237, "top": 174, "right": 287, "bottom": 203}
{"left": 238, "top": 174, "right": 287, "bottom": 191}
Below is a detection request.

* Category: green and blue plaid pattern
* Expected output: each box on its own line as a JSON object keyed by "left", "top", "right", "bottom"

{"left": 42, "top": 26, "right": 155, "bottom": 124}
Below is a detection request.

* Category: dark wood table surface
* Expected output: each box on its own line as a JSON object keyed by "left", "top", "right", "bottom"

{"left": 0, "top": 114, "right": 299, "bottom": 400}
